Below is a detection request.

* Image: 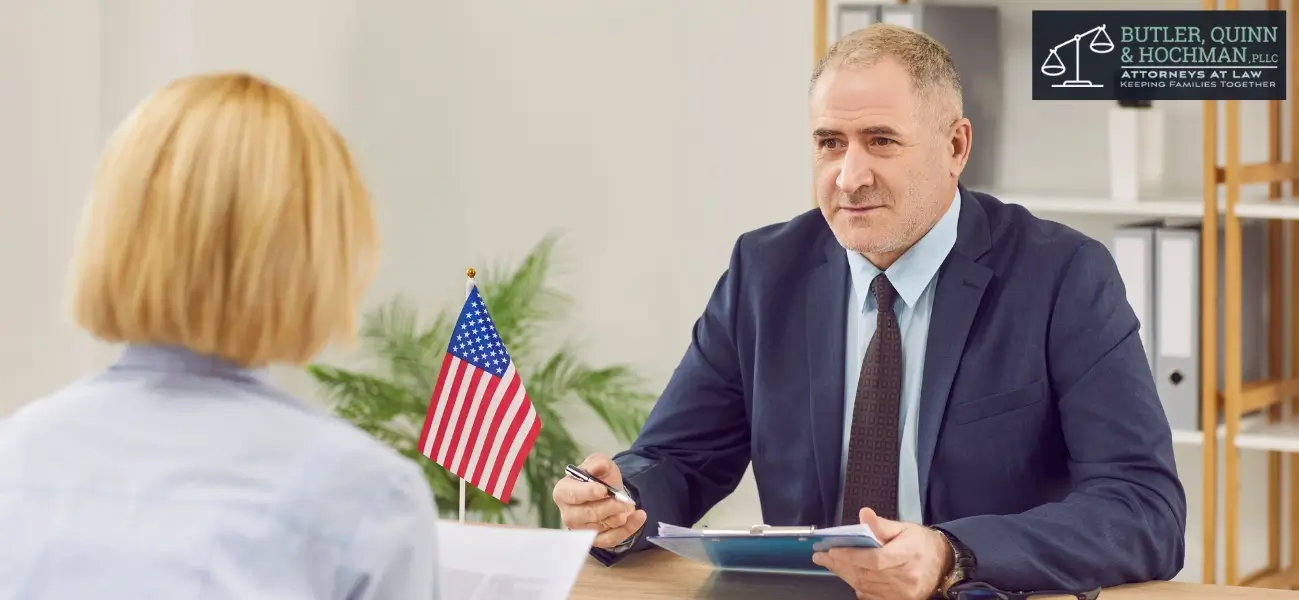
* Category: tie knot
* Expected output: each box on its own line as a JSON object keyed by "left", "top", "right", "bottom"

{"left": 871, "top": 273, "right": 895, "bottom": 312}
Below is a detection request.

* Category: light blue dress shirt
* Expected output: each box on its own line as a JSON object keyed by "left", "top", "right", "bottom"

{"left": 0, "top": 344, "right": 439, "bottom": 600}
{"left": 837, "top": 189, "right": 960, "bottom": 525}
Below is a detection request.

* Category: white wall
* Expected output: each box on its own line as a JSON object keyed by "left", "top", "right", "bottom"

{"left": 0, "top": 0, "right": 102, "bottom": 403}
{"left": 0, "top": 0, "right": 1284, "bottom": 585}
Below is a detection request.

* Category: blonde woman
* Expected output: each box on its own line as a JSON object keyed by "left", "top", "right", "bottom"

{"left": 0, "top": 72, "right": 439, "bottom": 599}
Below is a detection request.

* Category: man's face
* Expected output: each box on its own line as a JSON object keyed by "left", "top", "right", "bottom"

{"left": 810, "top": 59, "right": 964, "bottom": 264}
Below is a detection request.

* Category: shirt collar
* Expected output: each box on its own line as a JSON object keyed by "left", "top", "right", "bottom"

{"left": 846, "top": 188, "right": 961, "bottom": 311}
{"left": 111, "top": 343, "right": 274, "bottom": 385}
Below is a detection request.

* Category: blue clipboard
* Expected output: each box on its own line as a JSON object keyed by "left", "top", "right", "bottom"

{"left": 646, "top": 523, "right": 882, "bottom": 576}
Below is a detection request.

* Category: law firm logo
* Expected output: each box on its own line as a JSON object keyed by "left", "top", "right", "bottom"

{"left": 1041, "top": 25, "right": 1115, "bottom": 88}
{"left": 1032, "top": 10, "right": 1286, "bottom": 101}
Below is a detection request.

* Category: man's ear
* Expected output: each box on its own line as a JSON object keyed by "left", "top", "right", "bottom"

{"left": 948, "top": 117, "right": 972, "bottom": 180}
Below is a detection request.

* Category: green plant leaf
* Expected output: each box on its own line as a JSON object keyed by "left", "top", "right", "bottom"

{"left": 356, "top": 298, "right": 451, "bottom": 398}
{"left": 570, "top": 365, "right": 655, "bottom": 444}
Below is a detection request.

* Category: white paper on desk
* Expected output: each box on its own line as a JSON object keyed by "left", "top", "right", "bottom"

{"left": 436, "top": 520, "right": 596, "bottom": 600}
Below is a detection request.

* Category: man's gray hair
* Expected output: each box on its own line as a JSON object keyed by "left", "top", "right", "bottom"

{"left": 810, "top": 24, "right": 963, "bottom": 125}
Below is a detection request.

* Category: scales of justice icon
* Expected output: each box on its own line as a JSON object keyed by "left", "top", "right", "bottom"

{"left": 1040, "top": 24, "right": 1115, "bottom": 87}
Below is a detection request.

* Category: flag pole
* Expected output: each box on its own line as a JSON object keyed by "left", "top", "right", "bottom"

{"left": 459, "top": 267, "right": 476, "bottom": 524}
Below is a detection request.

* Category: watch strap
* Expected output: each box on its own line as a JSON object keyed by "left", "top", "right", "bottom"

{"left": 608, "top": 480, "right": 643, "bottom": 553}
{"left": 932, "top": 526, "right": 976, "bottom": 597}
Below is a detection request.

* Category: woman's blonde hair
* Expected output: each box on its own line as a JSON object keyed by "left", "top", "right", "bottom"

{"left": 69, "top": 71, "right": 379, "bottom": 366}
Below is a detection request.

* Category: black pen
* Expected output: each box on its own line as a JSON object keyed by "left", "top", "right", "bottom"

{"left": 565, "top": 464, "right": 636, "bottom": 505}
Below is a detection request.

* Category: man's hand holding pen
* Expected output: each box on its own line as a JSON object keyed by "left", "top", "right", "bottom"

{"left": 552, "top": 453, "right": 648, "bottom": 549}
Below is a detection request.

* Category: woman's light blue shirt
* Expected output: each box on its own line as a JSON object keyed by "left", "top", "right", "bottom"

{"left": 0, "top": 344, "right": 439, "bottom": 600}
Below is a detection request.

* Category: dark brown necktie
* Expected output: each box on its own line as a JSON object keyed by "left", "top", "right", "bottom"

{"left": 840, "top": 273, "right": 903, "bottom": 525}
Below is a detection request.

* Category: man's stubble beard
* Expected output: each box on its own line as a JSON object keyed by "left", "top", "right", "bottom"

{"left": 832, "top": 174, "right": 938, "bottom": 257}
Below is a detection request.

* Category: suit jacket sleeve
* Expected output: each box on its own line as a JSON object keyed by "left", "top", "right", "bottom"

{"left": 934, "top": 238, "right": 1187, "bottom": 591}
{"left": 591, "top": 236, "right": 751, "bottom": 566}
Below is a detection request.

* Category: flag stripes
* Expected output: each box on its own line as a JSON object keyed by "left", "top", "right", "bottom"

{"left": 417, "top": 351, "right": 541, "bottom": 502}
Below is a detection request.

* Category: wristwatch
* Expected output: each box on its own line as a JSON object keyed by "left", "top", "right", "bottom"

{"left": 611, "top": 524, "right": 643, "bottom": 553}
{"left": 609, "top": 484, "right": 643, "bottom": 554}
{"left": 932, "top": 526, "right": 976, "bottom": 598}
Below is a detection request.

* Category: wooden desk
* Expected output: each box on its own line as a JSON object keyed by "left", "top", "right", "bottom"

{"left": 570, "top": 550, "right": 1299, "bottom": 599}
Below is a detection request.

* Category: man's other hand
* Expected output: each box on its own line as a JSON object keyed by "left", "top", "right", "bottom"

{"left": 812, "top": 507, "right": 952, "bottom": 600}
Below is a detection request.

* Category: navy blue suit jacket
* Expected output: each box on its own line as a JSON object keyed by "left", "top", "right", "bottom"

{"left": 594, "top": 187, "right": 1187, "bottom": 592}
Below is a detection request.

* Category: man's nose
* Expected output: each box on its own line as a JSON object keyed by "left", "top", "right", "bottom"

{"left": 835, "top": 143, "right": 875, "bottom": 194}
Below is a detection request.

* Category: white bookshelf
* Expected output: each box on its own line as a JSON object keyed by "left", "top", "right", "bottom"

{"left": 997, "top": 192, "right": 1206, "bottom": 219}
{"left": 996, "top": 190, "right": 1299, "bottom": 222}
{"left": 1236, "top": 418, "right": 1299, "bottom": 454}
{"left": 1171, "top": 413, "right": 1271, "bottom": 447}
{"left": 1235, "top": 195, "right": 1299, "bottom": 221}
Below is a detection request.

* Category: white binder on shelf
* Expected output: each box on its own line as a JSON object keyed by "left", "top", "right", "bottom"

{"left": 1111, "top": 221, "right": 1160, "bottom": 372}
{"left": 1152, "top": 222, "right": 1270, "bottom": 432}
{"left": 1153, "top": 225, "right": 1201, "bottom": 432}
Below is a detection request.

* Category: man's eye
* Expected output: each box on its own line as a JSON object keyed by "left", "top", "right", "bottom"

{"left": 871, "top": 138, "right": 896, "bottom": 146}
{"left": 819, "top": 139, "right": 843, "bottom": 149}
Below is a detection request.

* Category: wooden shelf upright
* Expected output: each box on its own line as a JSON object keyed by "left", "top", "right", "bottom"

{"left": 1203, "top": 0, "right": 1299, "bottom": 589}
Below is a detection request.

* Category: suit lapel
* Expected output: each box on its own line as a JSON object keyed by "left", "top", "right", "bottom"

{"left": 916, "top": 187, "right": 993, "bottom": 511}
{"left": 806, "top": 236, "right": 849, "bottom": 527}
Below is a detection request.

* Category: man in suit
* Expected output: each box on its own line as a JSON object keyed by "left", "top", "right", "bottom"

{"left": 552, "top": 23, "right": 1185, "bottom": 599}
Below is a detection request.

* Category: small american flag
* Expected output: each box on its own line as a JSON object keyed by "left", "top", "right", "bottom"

{"left": 416, "top": 280, "right": 541, "bottom": 504}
